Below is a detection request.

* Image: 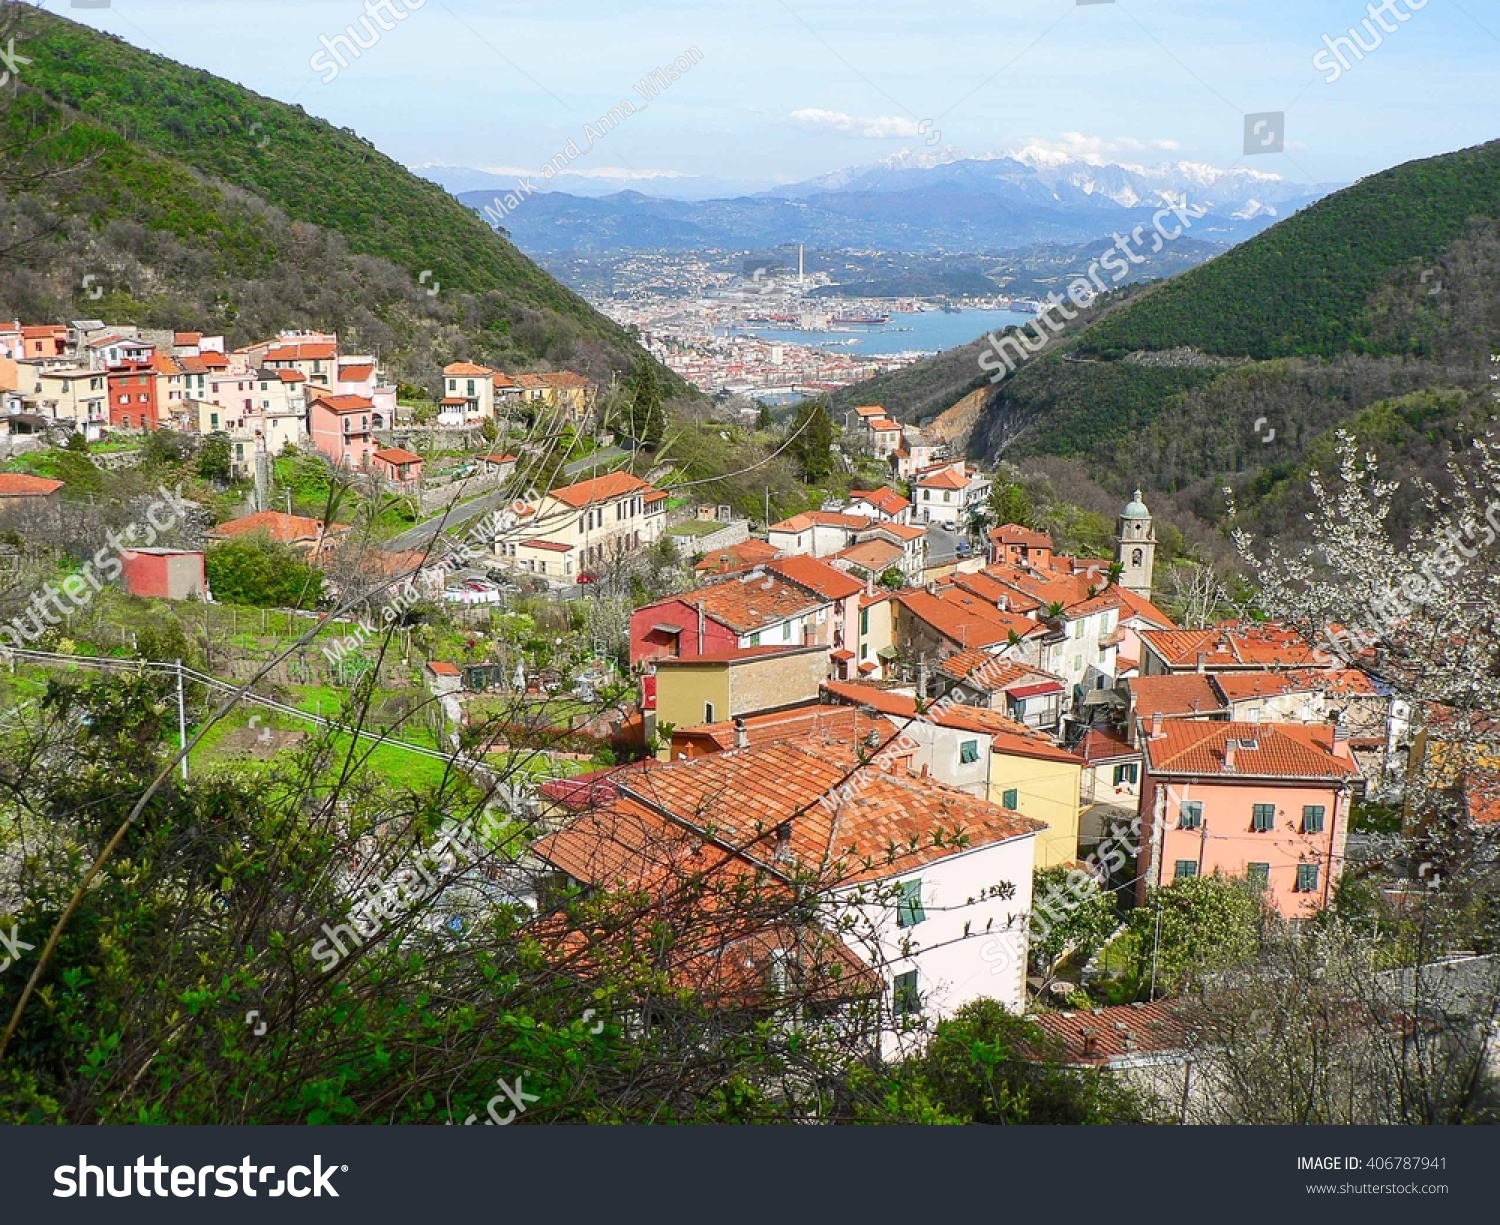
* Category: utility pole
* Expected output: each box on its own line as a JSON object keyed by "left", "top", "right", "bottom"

{"left": 176, "top": 659, "right": 189, "bottom": 781}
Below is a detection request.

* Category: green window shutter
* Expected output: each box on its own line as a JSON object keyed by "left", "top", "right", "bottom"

{"left": 1174, "top": 860, "right": 1198, "bottom": 880}
{"left": 1247, "top": 863, "right": 1270, "bottom": 889}
{"left": 861, "top": 608, "right": 870, "bottom": 635}
{"left": 896, "top": 880, "right": 925, "bottom": 928}
{"left": 894, "top": 969, "right": 921, "bottom": 1016}
{"left": 1296, "top": 863, "right": 1319, "bottom": 892}
{"left": 1302, "top": 805, "right": 1326, "bottom": 834}
{"left": 1253, "top": 803, "right": 1276, "bottom": 832}
{"left": 960, "top": 740, "right": 980, "bottom": 765}
{"left": 1113, "top": 764, "right": 1126, "bottom": 785}
{"left": 1180, "top": 801, "right": 1202, "bottom": 830}
{"left": 1002, "top": 788, "right": 1018, "bottom": 810}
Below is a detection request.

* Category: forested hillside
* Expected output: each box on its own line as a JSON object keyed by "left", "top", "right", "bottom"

{"left": 0, "top": 7, "right": 659, "bottom": 389}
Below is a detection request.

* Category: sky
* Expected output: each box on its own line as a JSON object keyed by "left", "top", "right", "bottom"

{"left": 38, "top": 0, "right": 1500, "bottom": 194}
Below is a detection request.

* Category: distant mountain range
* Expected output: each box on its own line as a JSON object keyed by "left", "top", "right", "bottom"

{"left": 443, "top": 148, "right": 1339, "bottom": 255}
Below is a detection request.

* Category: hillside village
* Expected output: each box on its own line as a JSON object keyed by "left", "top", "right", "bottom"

{"left": 3, "top": 306, "right": 1483, "bottom": 1117}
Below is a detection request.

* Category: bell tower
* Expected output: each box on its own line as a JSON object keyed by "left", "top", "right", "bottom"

{"left": 1116, "top": 489, "right": 1156, "bottom": 597}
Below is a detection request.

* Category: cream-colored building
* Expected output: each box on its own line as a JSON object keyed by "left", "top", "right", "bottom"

{"left": 495, "top": 470, "right": 668, "bottom": 580}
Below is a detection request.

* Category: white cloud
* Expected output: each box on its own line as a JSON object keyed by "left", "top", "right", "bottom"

{"left": 788, "top": 108, "right": 924, "bottom": 139}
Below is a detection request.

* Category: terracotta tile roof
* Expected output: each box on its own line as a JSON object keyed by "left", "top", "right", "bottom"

{"left": 852, "top": 404, "right": 887, "bottom": 418}
{"left": 671, "top": 571, "right": 827, "bottom": 635}
{"left": 821, "top": 681, "right": 1079, "bottom": 765}
{"left": 210, "top": 510, "right": 347, "bottom": 545}
{"left": 673, "top": 704, "right": 868, "bottom": 754}
{"left": 936, "top": 649, "right": 1058, "bottom": 694}
{"left": 1143, "top": 720, "right": 1360, "bottom": 780}
{"left": 868, "top": 417, "right": 902, "bottom": 433}
{"left": 983, "top": 562, "right": 1096, "bottom": 610}
{"left": 770, "top": 511, "right": 873, "bottom": 532}
{"left": 915, "top": 467, "right": 971, "bottom": 491}
{"left": 1128, "top": 673, "right": 1226, "bottom": 721}
{"left": 174, "top": 332, "right": 202, "bottom": 344}
{"left": 898, "top": 588, "right": 1037, "bottom": 649}
{"left": 833, "top": 538, "right": 902, "bottom": 571}
{"left": 266, "top": 342, "right": 338, "bottom": 362}
{"left": 1140, "top": 623, "right": 1322, "bottom": 670}
{"left": 1028, "top": 1001, "right": 1190, "bottom": 1066}
{"left": 866, "top": 521, "right": 925, "bottom": 542}
{"left": 1285, "top": 667, "right": 1380, "bottom": 696}
{"left": 0, "top": 474, "right": 64, "bottom": 496}
{"left": 480, "top": 453, "right": 517, "bottom": 465}
{"left": 443, "top": 361, "right": 495, "bottom": 376}
{"left": 951, "top": 571, "right": 1042, "bottom": 613}
{"left": 492, "top": 372, "right": 516, "bottom": 388}
{"left": 848, "top": 487, "right": 910, "bottom": 516}
{"left": 373, "top": 447, "right": 422, "bottom": 464}
{"left": 1100, "top": 585, "right": 1177, "bottom": 629}
{"left": 766, "top": 554, "right": 864, "bottom": 601}
{"left": 547, "top": 470, "right": 654, "bottom": 509}
{"left": 425, "top": 660, "right": 461, "bottom": 676}
{"left": 694, "top": 539, "right": 781, "bottom": 575}
{"left": 310, "top": 393, "right": 374, "bottom": 414}
{"left": 536, "top": 371, "right": 593, "bottom": 389}
{"left": 1461, "top": 767, "right": 1500, "bottom": 826}
{"left": 277, "top": 369, "right": 307, "bottom": 383}
{"left": 989, "top": 524, "right": 1053, "bottom": 548}
{"left": 614, "top": 739, "right": 1043, "bottom": 883}
{"left": 643, "top": 490, "right": 668, "bottom": 504}
{"left": 520, "top": 539, "right": 573, "bottom": 553}
{"left": 1211, "top": 671, "right": 1317, "bottom": 703}
{"left": 338, "top": 363, "right": 376, "bottom": 382}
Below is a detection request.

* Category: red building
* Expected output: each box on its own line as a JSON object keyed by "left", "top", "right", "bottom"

{"left": 119, "top": 548, "right": 206, "bottom": 600}
{"left": 629, "top": 569, "right": 833, "bottom": 666}
{"left": 372, "top": 446, "right": 423, "bottom": 494}
{"left": 108, "top": 361, "right": 162, "bottom": 431}
{"left": 308, "top": 393, "right": 375, "bottom": 470}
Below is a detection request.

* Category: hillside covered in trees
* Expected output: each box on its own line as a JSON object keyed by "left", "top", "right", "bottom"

{"left": 0, "top": 6, "right": 662, "bottom": 391}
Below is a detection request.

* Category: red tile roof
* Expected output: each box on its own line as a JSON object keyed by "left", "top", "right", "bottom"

{"left": 310, "top": 393, "right": 374, "bottom": 414}
{"left": 770, "top": 511, "right": 873, "bottom": 532}
{"left": 833, "top": 538, "right": 903, "bottom": 571}
{"left": 766, "top": 554, "right": 864, "bottom": 601}
{"left": 1028, "top": 1001, "right": 1190, "bottom": 1066}
{"left": 443, "top": 361, "right": 494, "bottom": 376}
{"left": 915, "top": 467, "right": 971, "bottom": 491}
{"left": 1129, "top": 673, "right": 1226, "bottom": 721}
{"left": 426, "top": 660, "right": 461, "bottom": 676}
{"left": 1075, "top": 726, "right": 1138, "bottom": 764}
{"left": 1211, "top": 671, "right": 1317, "bottom": 703}
{"left": 211, "top": 511, "right": 347, "bottom": 545}
{"left": 373, "top": 447, "right": 422, "bottom": 465}
{"left": 0, "top": 474, "right": 64, "bottom": 497}
{"left": 936, "top": 648, "right": 1058, "bottom": 693}
{"left": 338, "top": 363, "right": 376, "bottom": 382}
{"left": 668, "top": 571, "right": 828, "bottom": 635}
{"left": 267, "top": 342, "right": 337, "bottom": 362}
{"left": 694, "top": 539, "right": 781, "bottom": 575}
{"left": 898, "top": 588, "right": 1037, "bottom": 649}
{"left": 1143, "top": 720, "right": 1360, "bottom": 780}
{"left": 848, "top": 487, "right": 910, "bottom": 516}
{"left": 989, "top": 524, "right": 1053, "bottom": 549}
{"left": 547, "top": 470, "right": 654, "bottom": 509}
{"left": 1140, "top": 623, "right": 1322, "bottom": 670}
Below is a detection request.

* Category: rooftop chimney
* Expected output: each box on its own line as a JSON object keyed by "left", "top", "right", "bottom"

{"left": 1150, "top": 711, "right": 1164, "bottom": 740}
{"left": 733, "top": 716, "right": 749, "bottom": 749}
{"left": 1224, "top": 740, "right": 1237, "bottom": 771}
{"left": 1196, "top": 652, "right": 1207, "bottom": 673}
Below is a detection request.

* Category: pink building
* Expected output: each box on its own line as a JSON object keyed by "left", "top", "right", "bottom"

{"left": 372, "top": 446, "right": 423, "bottom": 494}
{"left": 1139, "top": 720, "right": 1360, "bottom": 917}
{"left": 309, "top": 393, "right": 375, "bottom": 470}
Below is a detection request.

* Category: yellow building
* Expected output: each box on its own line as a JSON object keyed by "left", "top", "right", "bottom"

{"left": 651, "top": 645, "right": 829, "bottom": 758}
{"left": 986, "top": 741, "right": 1086, "bottom": 869}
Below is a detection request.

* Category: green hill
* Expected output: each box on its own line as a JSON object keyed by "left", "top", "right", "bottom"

{"left": 838, "top": 139, "right": 1500, "bottom": 539}
{"left": 0, "top": 7, "right": 654, "bottom": 387}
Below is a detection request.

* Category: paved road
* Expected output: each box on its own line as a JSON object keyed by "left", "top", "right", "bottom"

{"left": 383, "top": 487, "right": 514, "bottom": 553}
{"left": 561, "top": 446, "right": 628, "bottom": 478}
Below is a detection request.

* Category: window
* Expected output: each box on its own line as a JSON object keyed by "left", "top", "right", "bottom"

{"left": 1174, "top": 860, "right": 1198, "bottom": 880}
{"left": 1113, "top": 763, "right": 1139, "bottom": 786}
{"left": 1296, "top": 863, "right": 1320, "bottom": 893}
{"left": 896, "top": 880, "right": 925, "bottom": 928}
{"left": 1302, "top": 804, "right": 1326, "bottom": 834}
{"left": 894, "top": 969, "right": 921, "bottom": 1017}
{"left": 749, "top": 632, "right": 761, "bottom": 647}
{"left": 1179, "top": 801, "right": 1203, "bottom": 830}
{"left": 1072, "top": 655, "right": 1082, "bottom": 671}
{"left": 704, "top": 702, "right": 715, "bottom": 724}
{"left": 1247, "top": 862, "right": 1270, "bottom": 889}
{"left": 210, "top": 413, "right": 219, "bottom": 428}
{"left": 782, "top": 621, "right": 792, "bottom": 641}
{"left": 860, "top": 608, "right": 870, "bottom": 635}
{"left": 1252, "top": 803, "right": 1276, "bottom": 832}
{"left": 960, "top": 740, "right": 980, "bottom": 765}
{"left": 1002, "top": 787, "right": 1018, "bottom": 810}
